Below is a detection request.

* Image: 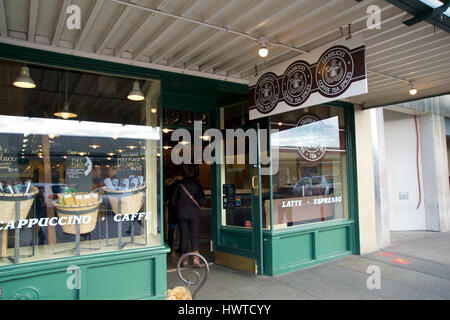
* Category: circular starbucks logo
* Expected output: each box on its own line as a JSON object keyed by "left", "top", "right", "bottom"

{"left": 282, "top": 60, "right": 312, "bottom": 106}
{"left": 316, "top": 46, "right": 354, "bottom": 98}
{"left": 297, "top": 114, "right": 326, "bottom": 162}
{"left": 254, "top": 72, "right": 280, "bottom": 114}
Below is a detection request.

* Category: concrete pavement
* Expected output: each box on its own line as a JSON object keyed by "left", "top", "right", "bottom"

{"left": 167, "top": 231, "right": 450, "bottom": 300}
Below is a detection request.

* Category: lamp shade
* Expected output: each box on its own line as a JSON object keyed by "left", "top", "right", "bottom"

{"left": 127, "top": 80, "right": 145, "bottom": 101}
{"left": 54, "top": 101, "right": 78, "bottom": 119}
{"left": 13, "top": 66, "right": 36, "bottom": 89}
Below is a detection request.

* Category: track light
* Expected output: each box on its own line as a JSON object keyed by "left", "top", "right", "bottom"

{"left": 409, "top": 81, "right": 417, "bottom": 95}
{"left": 258, "top": 37, "right": 269, "bottom": 58}
{"left": 13, "top": 66, "right": 36, "bottom": 89}
{"left": 128, "top": 80, "right": 145, "bottom": 101}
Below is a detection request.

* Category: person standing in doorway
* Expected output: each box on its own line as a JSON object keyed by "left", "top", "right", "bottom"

{"left": 171, "top": 165, "right": 206, "bottom": 267}
{"left": 165, "top": 170, "right": 183, "bottom": 253}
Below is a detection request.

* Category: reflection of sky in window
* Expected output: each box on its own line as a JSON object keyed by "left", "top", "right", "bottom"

{"left": 272, "top": 116, "right": 340, "bottom": 149}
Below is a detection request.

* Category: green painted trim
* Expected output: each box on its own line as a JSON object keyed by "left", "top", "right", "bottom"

{"left": 255, "top": 122, "right": 264, "bottom": 275}
{"left": 269, "top": 251, "right": 352, "bottom": 276}
{"left": 343, "top": 103, "right": 360, "bottom": 254}
{"left": 160, "top": 82, "right": 165, "bottom": 247}
{"left": 0, "top": 245, "right": 169, "bottom": 280}
{"left": 271, "top": 219, "right": 355, "bottom": 237}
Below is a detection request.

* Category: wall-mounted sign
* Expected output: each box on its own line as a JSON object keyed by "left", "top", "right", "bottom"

{"left": 117, "top": 151, "right": 143, "bottom": 178}
{"left": 249, "top": 34, "right": 367, "bottom": 120}
{"left": 65, "top": 156, "right": 93, "bottom": 192}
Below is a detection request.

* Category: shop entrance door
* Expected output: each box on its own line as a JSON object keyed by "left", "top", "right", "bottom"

{"left": 214, "top": 123, "right": 264, "bottom": 275}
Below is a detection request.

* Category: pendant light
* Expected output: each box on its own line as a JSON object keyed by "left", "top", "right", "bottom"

{"left": 127, "top": 80, "right": 145, "bottom": 101}
{"left": 409, "top": 81, "right": 417, "bottom": 95}
{"left": 54, "top": 70, "right": 77, "bottom": 119}
{"left": 13, "top": 66, "right": 36, "bottom": 89}
{"left": 258, "top": 36, "right": 269, "bottom": 58}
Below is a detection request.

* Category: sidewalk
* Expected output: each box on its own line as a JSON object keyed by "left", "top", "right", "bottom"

{"left": 167, "top": 231, "right": 450, "bottom": 300}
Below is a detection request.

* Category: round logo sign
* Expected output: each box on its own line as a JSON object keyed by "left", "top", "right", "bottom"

{"left": 297, "top": 114, "right": 326, "bottom": 162}
{"left": 282, "top": 60, "right": 312, "bottom": 106}
{"left": 254, "top": 72, "right": 280, "bottom": 114}
{"left": 316, "top": 46, "right": 354, "bottom": 98}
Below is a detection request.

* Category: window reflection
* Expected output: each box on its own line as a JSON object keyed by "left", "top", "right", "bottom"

{"left": 269, "top": 106, "right": 348, "bottom": 229}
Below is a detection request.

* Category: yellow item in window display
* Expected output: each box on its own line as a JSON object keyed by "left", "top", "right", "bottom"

{"left": 53, "top": 191, "right": 102, "bottom": 235}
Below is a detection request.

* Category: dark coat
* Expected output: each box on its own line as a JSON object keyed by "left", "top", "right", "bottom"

{"left": 170, "top": 177, "right": 206, "bottom": 220}
{"left": 166, "top": 179, "right": 181, "bottom": 225}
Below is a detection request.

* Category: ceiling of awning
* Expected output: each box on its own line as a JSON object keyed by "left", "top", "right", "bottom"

{"left": 0, "top": 0, "right": 449, "bottom": 109}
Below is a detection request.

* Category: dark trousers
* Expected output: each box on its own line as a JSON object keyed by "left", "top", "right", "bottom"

{"left": 178, "top": 218, "right": 199, "bottom": 254}
{"left": 168, "top": 224, "right": 176, "bottom": 249}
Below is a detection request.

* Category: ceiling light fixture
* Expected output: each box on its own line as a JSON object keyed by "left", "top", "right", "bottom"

{"left": 258, "top": 36, "right": 269, "bottom": 58}
{"left": 54, "top": 70, "right": 77, "bottom": 119}
{"left": 409, "top": 81, "right": 418, "bottom": 95}
{"left": 13, "top": 66, "right": 36, "bottom": 89}
{"left": 127, "top": 80, "right": 145, "bottom": 101}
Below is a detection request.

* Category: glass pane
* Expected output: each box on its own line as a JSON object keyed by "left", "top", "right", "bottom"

{"left": 0, "top": 60, "right": 161, "bottom": 266}
{"left": 269, "top": 105, "right": 348, "bottom": 229}
{"left": 221, "top": 104, "right": 253, "bottom": 229}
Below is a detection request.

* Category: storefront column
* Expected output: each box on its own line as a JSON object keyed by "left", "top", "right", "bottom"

{"left": 419, "top": 113, "right": 450, "bottom": 232}
{"left": 354, "top": 106, "right": 389, "bottom": 254}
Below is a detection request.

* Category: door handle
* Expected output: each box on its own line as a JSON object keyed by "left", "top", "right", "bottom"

{"left": 252, "top": 176, "right": 258, "bottom": 189}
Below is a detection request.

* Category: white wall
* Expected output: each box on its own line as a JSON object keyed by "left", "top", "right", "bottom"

{"left": 383, "top": 110, "right": 426, "bottom": 231}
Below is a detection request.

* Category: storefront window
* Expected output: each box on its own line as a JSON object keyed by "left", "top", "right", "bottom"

{"left": 0, "top": 60, "right": 161, "bottom": 266}
{"left": 270, "top": 105, "right": 349, "bottom": 229}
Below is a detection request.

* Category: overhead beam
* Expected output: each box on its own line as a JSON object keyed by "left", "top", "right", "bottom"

{"left": 28, "top": 0, "right": 39, "bottom": 41}
{"left": 385, "top": 0, "right": 450, "bottom": 33}
{"left": 0, "top": 0, "right": 7, "bottom": 37}
{"left": 75, "top": 0, "right": 105, "bottom": 50}
{"left": 115, "top": 0, "right": 171, "bottom": 58}
{"left": 52, "top": 0, "right": 72, "bottom": 46}
{"left": 95, "top": 0, "right": 137, "bottom": 53}
{"left": 151, "top": 0, "right": 241, "bottom": 64}
{"left": 215, "top": 0, "right": 381, "bottom": 75}
{"left": 403, "top": 0, "right": 449, "bottom": 26}
{"left": 133, "top": 0, "right": 201, "bottom": 61}
{"left": 167, "top": 0, "right": 295, "bottom": 67}
{"left": 232, "top": 4, "right": 401, "bottom": 78}
{"left": 185, "top": 0, "right": 307, "bottom": 70}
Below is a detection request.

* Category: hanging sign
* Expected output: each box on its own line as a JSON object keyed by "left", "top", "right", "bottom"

{"left": 249, "top": 34, "right": 367, "bottom": 120}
